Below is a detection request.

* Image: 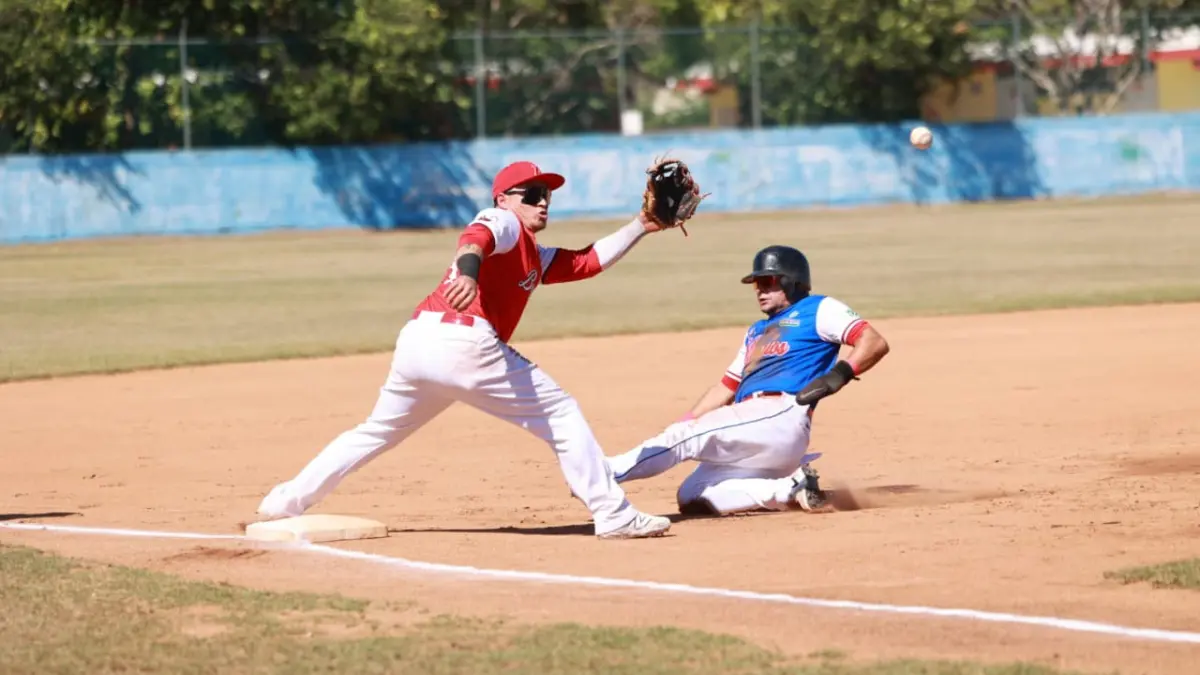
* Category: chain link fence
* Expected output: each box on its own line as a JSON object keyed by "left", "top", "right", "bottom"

{"left": 18, "top": 13, "right": 1200, "bottom": 152}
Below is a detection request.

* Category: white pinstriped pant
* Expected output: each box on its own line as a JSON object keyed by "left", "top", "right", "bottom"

{"left": 607, "top": 396, "right": 813, "bottom": 514}
{"left": 257, "top": 311, "right": 637, "bottom": 535}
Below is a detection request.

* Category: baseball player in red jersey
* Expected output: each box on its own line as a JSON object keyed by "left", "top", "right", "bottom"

{"left": 255, "top": 161, "right": 682, "bottom": 539}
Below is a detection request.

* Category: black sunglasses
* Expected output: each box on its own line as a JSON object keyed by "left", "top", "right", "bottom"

{"left": 505, "top": 185, "right": 550, "bottom": 205}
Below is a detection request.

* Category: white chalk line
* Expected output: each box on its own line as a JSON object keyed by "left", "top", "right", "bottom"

{"left": 4, "top": 521, "right": 1200, "bottom": 646}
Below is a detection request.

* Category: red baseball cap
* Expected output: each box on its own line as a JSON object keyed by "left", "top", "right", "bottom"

{"left": 491, "top": 161, "right": 566, "bottom": 198}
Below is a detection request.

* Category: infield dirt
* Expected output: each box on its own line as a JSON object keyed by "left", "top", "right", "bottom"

{"left": 3, "top": 302, "right": 1200, "bottom": 674}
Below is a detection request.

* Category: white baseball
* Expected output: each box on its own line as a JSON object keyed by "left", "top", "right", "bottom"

{"left": 910, "top": 126, "right": 933, "bottom": 150}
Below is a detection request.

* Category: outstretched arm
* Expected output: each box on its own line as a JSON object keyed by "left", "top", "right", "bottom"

{"left": 545, "top": 156, "right": 704, "bottom": 284}
{"left": 541, "top": 215, "right": 654, "bottom": 285}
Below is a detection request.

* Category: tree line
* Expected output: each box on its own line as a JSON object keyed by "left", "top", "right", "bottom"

{"left": 1, "top": 0, "right": 1196, "bottom": 153}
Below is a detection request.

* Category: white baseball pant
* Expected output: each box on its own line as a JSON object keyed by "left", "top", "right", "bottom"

{"left": 607, "top": 395, "right": 813, "bottom": 514}
{"left": 257, "top": 310, "right": 637, "bottom": 535}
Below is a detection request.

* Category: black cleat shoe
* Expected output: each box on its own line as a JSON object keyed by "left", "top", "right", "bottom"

{"left": 788, "top": 464, "right": 828, "bottom": 512}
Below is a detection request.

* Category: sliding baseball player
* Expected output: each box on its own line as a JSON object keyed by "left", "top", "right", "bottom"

{"left": 606, "top": 245, "right": 890, "bottom": 515}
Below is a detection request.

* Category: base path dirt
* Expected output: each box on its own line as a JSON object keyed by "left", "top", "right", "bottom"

{"left": 4, "top": 303, "right": 1200, "bottom": 674}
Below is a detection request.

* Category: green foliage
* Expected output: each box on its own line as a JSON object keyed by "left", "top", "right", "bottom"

{"left": 449, "top": 0, "right": 684, "bottom": 136}
{"left": 12, "top": 0, "right": 1194, "bottom": 151}
{"left": 696, "top": 0, "right": 978, "bottom": 125}
{"left": 264, "top": 1, "right": 464, "bottom": 145}
{"left": 0, "top": 0, "right": 461, "bottom": 152}
{"left": 0, "top": 0, "right": 117, "bottom": 151}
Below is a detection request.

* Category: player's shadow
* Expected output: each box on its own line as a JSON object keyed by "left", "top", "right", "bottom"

{"left": 0, "top": 511, "right": 81, "bottom": 522}
{"left": 391, "top": 524, "right": 599, "bottom": 537}
{"left": 391, "top": 512, "right": 724, "bottom": 537}
{"left": 389, "top": 512, "right": 731, "bottom": 537}
{"left": 389, "top": 485, "right": 983, "bottom": 537}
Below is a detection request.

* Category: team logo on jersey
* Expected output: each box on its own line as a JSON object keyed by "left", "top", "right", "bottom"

{"left": 518, "top": 269, "right": 538, "bottom": 291}
{"left": 759, "top": 340, "right": 790, "bottom": 356}
{"left": 777, "top": 310, "right": 801, "bottom": 327}
{"left": 475, "top": 214, "right": 495, "bottom": 224}
{"left": 743, "top": 325, "right": 787, "bottom": 376}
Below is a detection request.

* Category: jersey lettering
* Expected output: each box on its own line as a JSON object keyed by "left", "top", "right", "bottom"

{"left": 518, "top": 269, "right": 538, "bottom": 291}
{"left": 760, "top": 340, "right": 789, "bottom": 357}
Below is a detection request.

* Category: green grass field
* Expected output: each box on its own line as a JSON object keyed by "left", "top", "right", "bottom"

{"left": 3, "top": 194, "right": 1199, "bottom": 382}
{"left": 1106, "top": 559, "right": 1200, "bottom": 590}
{"left": 0, "top": 545, "right": 1100, "bottom": 675}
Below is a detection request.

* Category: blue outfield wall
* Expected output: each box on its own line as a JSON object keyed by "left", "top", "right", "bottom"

{"left": 2, "top": 111, "right": 1199, "bottom": 244}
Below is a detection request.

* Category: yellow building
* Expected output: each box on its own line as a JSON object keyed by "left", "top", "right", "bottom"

{"left": 1156, "top": 51, "right": 1200, "bottom": 111}
{"left": 921, "top": 44, "right": 1200, "bottom": 122}
{"left": 921, "top": 66, "right": 1002, "bottom": 122}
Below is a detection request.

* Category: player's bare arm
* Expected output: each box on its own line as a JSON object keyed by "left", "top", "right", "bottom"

{"left": 683, "top": 382, "right": 736, "bottom": 420}
{"left": 842, "top": 323, "right": 889, "bottom": 376}
{"left": 796, "top": 321, "right": 890, "bottom": 406}
{"left": 444, "top": 242, "right": 485, "bottom": 311}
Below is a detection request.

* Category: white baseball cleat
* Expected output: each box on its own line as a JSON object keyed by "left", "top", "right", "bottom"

{"left": 255, "top": 483, "right": 308, "bottom": 522}
{"left": 788, "top": 464, "right": 828, "bottom": 512}
{"left": 238, "top": 504, "right": 291, "bottom": 533}
{"left": 253, "top": 510, "right": 290, "bottom": 523}
{"left": 597, "top": 512, "right": 671, "bottom": 540}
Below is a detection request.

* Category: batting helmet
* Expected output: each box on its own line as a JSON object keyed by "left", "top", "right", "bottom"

{"left": 740, "top": 245, "right": 811, "bottom": 302}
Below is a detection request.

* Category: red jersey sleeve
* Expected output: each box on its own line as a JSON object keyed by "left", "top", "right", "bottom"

{"left": 539, "top": 245, "right": 603, "bottom": 285}
{"left": 457, "top": 224, "right": 496, "bottom": 255}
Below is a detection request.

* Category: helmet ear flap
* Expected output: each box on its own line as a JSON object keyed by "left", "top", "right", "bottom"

{"left": 779, "top": 275, "right": 804, "bottom": 302}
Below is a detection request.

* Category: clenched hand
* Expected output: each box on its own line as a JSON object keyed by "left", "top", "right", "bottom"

{"left": 444, "top": 276, "right": 478, "bottom": 311}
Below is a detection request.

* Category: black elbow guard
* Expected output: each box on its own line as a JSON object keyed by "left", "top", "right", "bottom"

{"left": 456, "top": 252, "right": 482, "bottom": 280}
{"left": 830, "top": 360, "right": 857, "bottom": 385}
{"left": 795, "top": 360, "right": 858, "bottom": 406}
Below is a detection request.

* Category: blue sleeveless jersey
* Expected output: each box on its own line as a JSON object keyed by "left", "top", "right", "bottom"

{"left": 731, "top": 294, "right": 861, "bottom": 404}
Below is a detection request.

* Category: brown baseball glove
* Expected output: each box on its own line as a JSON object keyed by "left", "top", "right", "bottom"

{"left": 641, "top": 157, "right": 707, "bottom": 236}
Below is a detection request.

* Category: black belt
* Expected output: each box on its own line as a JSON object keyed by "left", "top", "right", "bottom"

{"left": 747, "top": 391, "right": 788, "bottom": 399}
